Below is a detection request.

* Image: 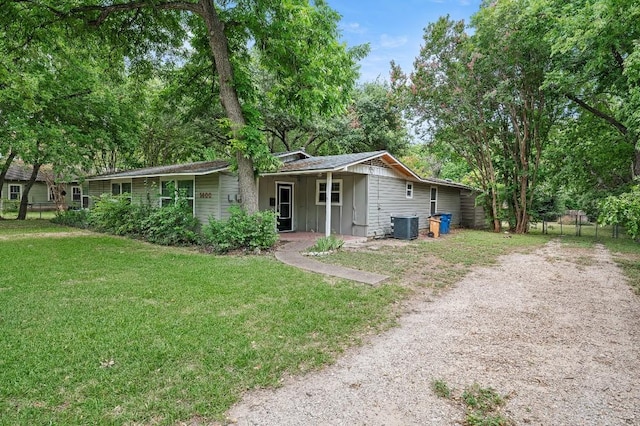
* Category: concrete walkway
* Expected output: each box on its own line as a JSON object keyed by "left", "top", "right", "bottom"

{"left": 275, "top": 239, "right": 389, "bottom": 285}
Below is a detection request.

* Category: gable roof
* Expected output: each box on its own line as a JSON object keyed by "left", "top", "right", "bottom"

{"left": 271, "top": 150, "right": 422, "bottom": 180}
{"left": 4, "top": 162, "right": 48, "bottom": 182}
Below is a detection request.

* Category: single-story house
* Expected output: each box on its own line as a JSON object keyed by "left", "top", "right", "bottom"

{"left": 1, "top": 162, "right": 85, "bottom": 210}
{"left": 86, "top": 151, "right": 484, "bottom": 237}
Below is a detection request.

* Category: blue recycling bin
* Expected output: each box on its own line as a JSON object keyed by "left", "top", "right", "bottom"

{"left": 437, "top": 213, "right": 452, "bottom": 234}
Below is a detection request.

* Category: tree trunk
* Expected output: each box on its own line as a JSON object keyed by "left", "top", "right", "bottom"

{"left": 489, "top": 187, "right": 501, "bottom": 233}
{"left": 17, "top": 163, "right": 41, "bottom": 220}
{"left": 0, "top": 151, "right": 17, "bottom": 200}
{"left": 200, "top": 0, "right": 259, "bottom": 213}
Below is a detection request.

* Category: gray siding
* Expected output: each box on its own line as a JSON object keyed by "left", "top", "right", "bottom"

{"left": 131, "top": 177, "right": 158, "bottom": 204}
{"left": 194, "top": 174, "right": 220, "bottom": 223}
{"left": 88, "top": 180, "right": 110, "bottom": 204}
{"left": 1, "top": 181, "right": 49, "bottom": 203}
{"left": 218, "top": 173, "right": 240, "bottom": 219}
{"left": 258, "top": 174, "right": 367, "bottom": 236}
{"left": 460, "top": 190, "right": 486, "bottom": 228}
{"left": 89, "top": 174, "right": 229, "bottom": 222}
{"left": 367, "top": 176, "right": 431, "bottom": 237}
{"left": 434, "top": 185, "right": 462, "bottom": 226}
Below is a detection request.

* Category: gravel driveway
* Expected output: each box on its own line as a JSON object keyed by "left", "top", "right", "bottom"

{"left": 228, "top": 241, "right": 640, "bottom": 425}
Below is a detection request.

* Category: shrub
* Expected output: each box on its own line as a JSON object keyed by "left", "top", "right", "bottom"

{"left": 2, "top": 200, "right": 19, "bottom": 213}
{"left": 87, "top": 194, "right": 136, "bottom": 235}
{"left": 51, "top": 209, "right": 90, "bottom": 228}
{"left": 599, "top": 184, "right": 640, "bottom": 241}
{"left": 141, "top": 198, "right": 200, "bottom": 246}
{"left": 202, "top": 206, "right": 278, "bottom": 253}
{"left": 307, "top": 235, "right": 344, "bottom": 253}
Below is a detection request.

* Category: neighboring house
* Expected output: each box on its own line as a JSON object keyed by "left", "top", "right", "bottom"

{"left": 1, "top": 162, "right": 85, "bottom": 210}
{"left": 86, "top": 151, "right": 484, "bottom": 237}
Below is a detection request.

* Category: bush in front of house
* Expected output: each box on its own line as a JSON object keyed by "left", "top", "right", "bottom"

{"left": 202, "top": 206, "right": 278, "bottom": 253}
{"left": 141, "top": 198, "right": 200, "bottom": 246}
{"left": 87, "top": 194, "right": 136, "bottom": 235}
{"left": 51, "top": 208, "right": 90, "bottom": 228}
{"left": 59, "top": 194, "right": 200, "bottom": 246}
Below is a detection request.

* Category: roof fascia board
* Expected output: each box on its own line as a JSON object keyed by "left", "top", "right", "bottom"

{"left": 87, "top": 167, "right": 229, "bottom": 181}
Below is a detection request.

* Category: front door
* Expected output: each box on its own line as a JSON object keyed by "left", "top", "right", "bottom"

{"left": 276, "top": 182, "right": 294, "bottom": 232}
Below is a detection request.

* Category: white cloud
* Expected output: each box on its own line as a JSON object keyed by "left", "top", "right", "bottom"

{"left": 379, "top": 34, "right": 408, "bottom": 49}
{"left": 342, "top": 22, "right": 366, "bottom": 35}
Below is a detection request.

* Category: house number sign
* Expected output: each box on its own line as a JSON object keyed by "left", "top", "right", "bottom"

{"left": 199, "top": 192, "right": 212, "bottom": 198}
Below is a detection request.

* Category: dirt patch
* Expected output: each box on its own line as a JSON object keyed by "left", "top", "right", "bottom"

{"left": 0, "top": 231, "right": 93, "bottom": 240}
{"left": 227, "top": 240, "right": 640, "bottom": 425}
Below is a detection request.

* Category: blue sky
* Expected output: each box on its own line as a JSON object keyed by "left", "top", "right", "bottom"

{"left": 328, "top": 0, "right": 482, "bottom": 82}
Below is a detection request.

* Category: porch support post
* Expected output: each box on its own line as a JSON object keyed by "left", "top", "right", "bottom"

{"left": 325, "top": 171, "right": 332, "bottom": 237}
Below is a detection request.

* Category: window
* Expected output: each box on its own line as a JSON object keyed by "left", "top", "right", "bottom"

{"left": 111, "top": 182, "right": 132, "bottom": 196}
{"left": 316, "top": 179, "right": 342, "bottom": 206}
{"left": 430, "top": 186, "right": 438, "bottom": 215}
{"left": 72, "top": 186, "right": 82, "bottom": 203}
{"left": 406, "top": 182, "right": 414, "bottom": 199}
{"left": 9, "top": 184, "right": 21, "bottom": 201}
{"left": 48, "top": 186, "right": 55, "bottom": 202}
{"left": 160, "top": 179, "right": 195, "bottom": 210}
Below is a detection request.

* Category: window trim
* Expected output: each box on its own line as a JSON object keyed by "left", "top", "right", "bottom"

{"left": 315, "top": 179, "right": 343, "bottom": 206}
{"left": 71, "top": 186, "right": 82, "bottom": 203}
{"left": 430, "top": 186, "right": 438, "bottom": 216}
{"left": 160, "top": 177, "right": 195, "bottom": 215}
{"left": 406, "top": 181, "right": 414, "bottom": 199}
{"left": 110, "top": 179, "right": 133, "bottom": 197}
{"left": 8, "top": 184, "right": 22, "bottom": 201}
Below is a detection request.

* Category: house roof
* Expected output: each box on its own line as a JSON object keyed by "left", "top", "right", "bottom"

{"left": 87, "top": 160, "right": 231, "bottom": 181}
{"left": 86, "top": 150, "right": 475, "bottom": 190}
{"left": 4, "top": 162, "right": 48, "bottom": 182}
{"left": 271, "top": 150, "right": 421, "bottom": 179}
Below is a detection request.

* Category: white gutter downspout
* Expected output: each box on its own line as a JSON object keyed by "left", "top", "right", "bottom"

{"left": 325, "top": 171, "right": 332, "bottom": 237}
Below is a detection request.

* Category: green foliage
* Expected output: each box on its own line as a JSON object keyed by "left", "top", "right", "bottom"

{"left": 87, "top": 194, "right": 135, "bottom": 235}
{"left": 141, "top": 198, "right": 200, "bottom": 246}
{"left": 307, "top": 236, "right": 344, "bottom": 253}
{"left": 429, "top": 380, "right": 510, "bottom": 426}
{"left": 599, "top": 184, "right": 640, "bottom": 240}
{"left": 1, "top": 200, "right": 19, "bottom": 213}
{"left": 79, "top": 193, "right": 200, "bottom": 246}
{"left": 431, "top": 379, "right": 452, "bottom": 399}
{"left": 531, "top": 183, "right": 565, "bottom": 223}
{"left": 51, "top": 209, "right": 90, "bottom": 228}
{"left": 0, "top": 223, "right": 404, "bottom": 424}
{"left": 462, "top": 384, "right": 505, "bottom": 413}
{"left": 202, "top": 206, "right": 278, "bottom": 253}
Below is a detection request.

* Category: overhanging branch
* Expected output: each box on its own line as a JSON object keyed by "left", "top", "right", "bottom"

{"left": 70, "top": 1, "right": 203, "bottom": 26}
{"left": 565, "top": 93, "right": 627, "bottom": 136}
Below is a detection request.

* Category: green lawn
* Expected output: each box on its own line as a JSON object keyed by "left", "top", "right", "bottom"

{"left": 0, "top": 222, "right": 405, "bottom": 424}
{"left": 2, "top": 221, "right": 637, "bottom": 424}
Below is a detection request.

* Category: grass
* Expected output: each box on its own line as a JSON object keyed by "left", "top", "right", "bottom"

{"left": 321, "top": 230, "right": 552, "bottom": 289}
{"left": 1, "top": 210, "right": 57, "bottom": 220}
{"left": 528, "top": 222, "right": 631, "bottom": 240}
{"left": 600, "top": 237, "right": 640, "bottom": 294}
{"left": 0, "top": 221, "right": 405, "bottom": 424}
{"left": 0, "top": 218, "right": 83, "bottom": 235}
{"left": 432, "top": 380, "right": 511, "bottom": 426}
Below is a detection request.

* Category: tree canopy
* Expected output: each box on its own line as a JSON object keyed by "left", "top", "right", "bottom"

{"left": 7, "top": 0, "right": 363, "bottom": 213}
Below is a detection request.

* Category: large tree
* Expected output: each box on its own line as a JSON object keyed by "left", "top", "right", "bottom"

{"left": 395, "top": 1, "right": 558, "bottom": 233}
{"left": 1, "top": 4, "right": 141, "bottom": 218}
{"left": 538, "top": 0, "right": 640, "bottom": 178}
{"left": 19, "top": 0, "right": 361, "bottom": 213}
